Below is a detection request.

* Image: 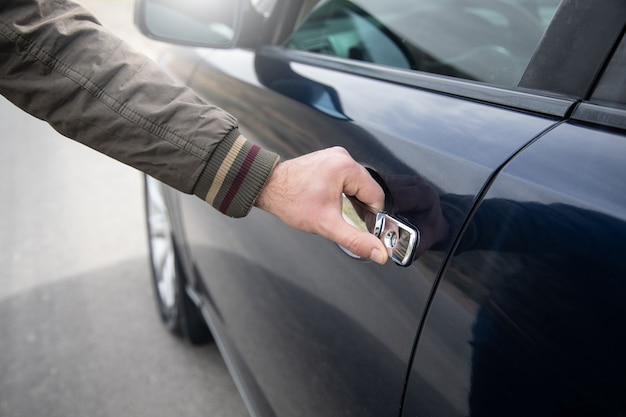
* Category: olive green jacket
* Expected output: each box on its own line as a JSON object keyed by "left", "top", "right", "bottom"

{"left": 0, "top": 0, "right": 279, "bottom": 217}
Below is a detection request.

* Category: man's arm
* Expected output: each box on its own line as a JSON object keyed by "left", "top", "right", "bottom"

{"left": 0, "top": 0, "right": 277, "bottom": 218}
{"left": 0, "top": 0, "right": 388, "bottom": 263}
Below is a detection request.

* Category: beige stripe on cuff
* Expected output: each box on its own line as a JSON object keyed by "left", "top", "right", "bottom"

{"left": 205, "top": 135, "right": 246, "bottom": 206}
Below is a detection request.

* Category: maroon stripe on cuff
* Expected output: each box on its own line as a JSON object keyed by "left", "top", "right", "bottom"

{"left": 219, "top": 144, "right": 261, "bottom": 213}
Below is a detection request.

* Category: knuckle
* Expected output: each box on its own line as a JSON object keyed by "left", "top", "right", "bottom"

{"left": 330, "top": 146, "right": 352, "bottom": 163}
{"left": 330, "top": 145, "right": 348, "bottom": 154}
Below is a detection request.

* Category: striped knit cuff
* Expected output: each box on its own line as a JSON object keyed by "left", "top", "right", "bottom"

{"left": 193, "top": 129, "right": 280, "bottom": 218}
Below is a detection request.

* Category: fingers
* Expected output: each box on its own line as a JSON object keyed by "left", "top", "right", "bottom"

{"left": 341, "top": 156, "right": 385, "bottom": 212}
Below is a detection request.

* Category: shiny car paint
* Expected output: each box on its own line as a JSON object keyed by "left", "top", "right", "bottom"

{"left": 141, "top": 1, "right": 626, "bottom": 416}
{"left": 405, "top": 121, "right": 626, "bottom": 417}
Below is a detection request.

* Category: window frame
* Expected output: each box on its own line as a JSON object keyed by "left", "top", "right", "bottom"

{"left": 260, "top": 0, "right": 626, "bottom": 119}
{"left": 257, "top": 45, "right": 574, "bottom": 118}
{"left": 519, "top": 0, "right": 626, "bottom": 98}
{"left": 571, "top": 104, "right": 626, "bottom": 132}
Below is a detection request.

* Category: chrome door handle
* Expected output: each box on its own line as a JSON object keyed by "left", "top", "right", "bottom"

{"left": 342, "top": 194, "right": 420, "bottom": 266}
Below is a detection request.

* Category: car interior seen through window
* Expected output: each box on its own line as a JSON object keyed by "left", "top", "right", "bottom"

{"left": 286, "top": 0, "right": 561, "bottom": 88}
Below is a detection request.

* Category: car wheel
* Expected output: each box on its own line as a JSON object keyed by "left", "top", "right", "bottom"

{"left": 144, "top": 175, "right": 212, "bottom": 344}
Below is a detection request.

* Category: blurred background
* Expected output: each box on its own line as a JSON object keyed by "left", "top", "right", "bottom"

{"left": 0, "top": 1, "right": 248, "bottom": 416}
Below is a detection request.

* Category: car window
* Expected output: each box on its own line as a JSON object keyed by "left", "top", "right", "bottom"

{"left": 591, "top": 32, "right": 626, "bottom": 109}
{"left": 285, "top": 0, "right": 561, "bottom": 88}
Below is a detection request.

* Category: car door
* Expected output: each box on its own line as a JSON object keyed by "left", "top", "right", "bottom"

{"left": 158, "top": 0, "right": 573, "bottom": 416}
{"left": 403, "top": 11, "right": 626, "bottom": 417}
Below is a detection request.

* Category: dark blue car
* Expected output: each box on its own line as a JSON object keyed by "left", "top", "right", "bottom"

{"left": 136, "top": 0, "right": 626, "bottom": 416}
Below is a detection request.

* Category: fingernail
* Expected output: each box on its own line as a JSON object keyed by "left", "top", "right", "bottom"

{"left": 370, "top": 248, "right": 384, "bottom": 265}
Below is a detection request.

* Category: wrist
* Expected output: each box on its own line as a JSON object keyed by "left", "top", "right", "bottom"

{"left": 255, "top": 160, "right": 286, "bottom": 213}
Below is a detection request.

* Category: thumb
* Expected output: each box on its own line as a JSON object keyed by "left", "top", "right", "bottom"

{"left": 324, "top": 220, "right": 389, "bottom": 265}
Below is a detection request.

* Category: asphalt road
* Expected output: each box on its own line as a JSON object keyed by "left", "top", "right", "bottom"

{"left": 0, "top": 2, "right": 249, "bottom": 416}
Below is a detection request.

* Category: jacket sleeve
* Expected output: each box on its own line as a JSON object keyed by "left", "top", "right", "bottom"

{"left": 0, "top": 0, "right": 279, "bottom": 218}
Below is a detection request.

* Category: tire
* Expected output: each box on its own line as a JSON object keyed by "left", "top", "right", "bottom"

{"left": 144, "top": 175, "right": 212, "bottom": 344}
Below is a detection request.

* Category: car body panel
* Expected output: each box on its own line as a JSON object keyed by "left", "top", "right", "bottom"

{"left": 164, "top": 44, "right": 560, "bottom": 417}
{"left": 136, "top": 1, "right": 626, "bottom": 416}
{"left": 403, "top": 121, "right": 626, "bottom": 416}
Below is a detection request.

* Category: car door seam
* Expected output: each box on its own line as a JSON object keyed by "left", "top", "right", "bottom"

{"left": 397, "top": 113, "right": 576, "bottom": 417}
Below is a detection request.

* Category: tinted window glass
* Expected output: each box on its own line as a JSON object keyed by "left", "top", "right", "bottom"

{"left": 592, "top": 32, "right": 626, "bottom": 109}
{"left": 286, "top": 0, "right": 560, "bottom": 87}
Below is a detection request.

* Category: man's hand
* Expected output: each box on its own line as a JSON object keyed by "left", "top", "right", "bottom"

{"left": 255, "top": 147, "right": 389, "bottom": 265}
